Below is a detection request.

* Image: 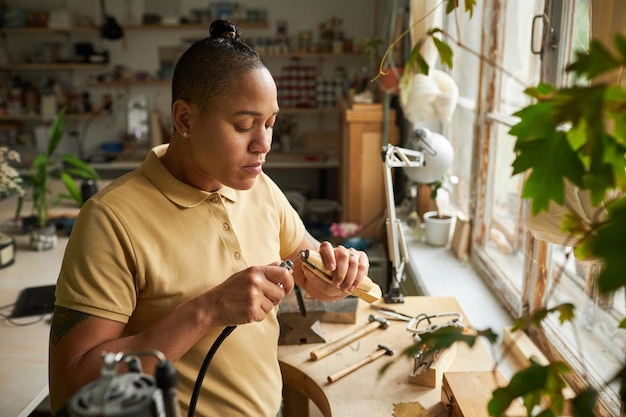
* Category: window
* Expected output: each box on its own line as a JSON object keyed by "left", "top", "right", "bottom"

{"left": 445, "top": 0, "right": 623, "bottom": 414}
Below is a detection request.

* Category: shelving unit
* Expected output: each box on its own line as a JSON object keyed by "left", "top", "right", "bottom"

{"left": 0, "top": 16, "right": 370, "bottom": 202}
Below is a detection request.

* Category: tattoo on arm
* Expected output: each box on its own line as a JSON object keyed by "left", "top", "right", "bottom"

{"left": 305, "top": 231, "right": 320, "bottom": 250}
{"left": 50, "top": 306, "right": 90, "bottom": 346}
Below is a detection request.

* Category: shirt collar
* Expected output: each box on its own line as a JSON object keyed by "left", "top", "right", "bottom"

{"left": 141, "top": 144, "right": 238, "bottom": 207}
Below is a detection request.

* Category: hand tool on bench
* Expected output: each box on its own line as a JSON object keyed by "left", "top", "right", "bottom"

{"left": 278, "top": 255, "right": 326, "bottom": 345}
{"left": 300, "top": 249, "right": 382, "bottom": 303}
{"left": 310, "top": 314, "right": 389, "bottom": 360}
{"left": 369, "top": 305, "right": 414, "bottom": 321}
{"left": 327, "top": 344, "right": 396, "bottom": 383}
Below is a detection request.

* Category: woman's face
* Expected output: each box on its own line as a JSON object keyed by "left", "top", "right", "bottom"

{"left": 185, "top": 67, "right": 279, "bottom": 191}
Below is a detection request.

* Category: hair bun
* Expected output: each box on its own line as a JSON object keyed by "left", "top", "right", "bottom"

{"left": 209, "top": 20, "right": 240, "bottom": 41}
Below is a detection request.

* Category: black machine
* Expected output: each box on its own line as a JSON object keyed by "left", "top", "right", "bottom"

{"left": 61, "top": 350, "right": 180, "bottom": 417}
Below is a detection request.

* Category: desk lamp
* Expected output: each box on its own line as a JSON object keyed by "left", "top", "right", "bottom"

{"left": 382, "top": 127, "right": 454, "bottom": 303}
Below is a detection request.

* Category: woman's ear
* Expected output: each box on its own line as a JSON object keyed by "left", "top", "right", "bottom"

{"left": 172, "top": 100, "right": 192, "bottom": 138}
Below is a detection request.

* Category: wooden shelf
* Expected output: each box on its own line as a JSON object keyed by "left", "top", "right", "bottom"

{"left": 89, "top": 79, "right": 170, "bottom": 88}
{"left": 0, "top": 26, "right": 99, "bottom": 35}
{"left": 280, "top": 107, "right": 339, "bottom": 115}
{"left": 0, "top": 22, "right": 268, "bottom": 34}
{"left": 0, "top": 63, "right": 107, "bottom": 71}
{"left": 0, "top": 113, "right": 108, "bottom": 121}
{"left": 121, "top": 22, "right": 268, "bottom": 31}
{"left": 262, "top": 52, "right": 363, "bottom": 59}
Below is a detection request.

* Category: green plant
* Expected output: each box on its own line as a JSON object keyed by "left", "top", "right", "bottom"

{"left": 379, "top": 2, "right": 626, "bottom": 416}
{"left": 30, "top": 107, "right": 100, "bottom": 229}
{"left": 358, "top": 35, "right": 383, "bottom": 67}
{"left": 427, "top": 173, "right": 458, "bottom": 219}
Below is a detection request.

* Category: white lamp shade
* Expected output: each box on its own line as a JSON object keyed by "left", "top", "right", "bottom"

{"left": 403, "top": 128, "right": 454, "bottom": 184}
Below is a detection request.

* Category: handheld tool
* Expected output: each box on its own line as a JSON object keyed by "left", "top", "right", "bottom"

{"left": 300, "top": 249, "right": 382, "bottom": 303}
{"left": 326, "top": 344, "right": 395, "bottom": 383}
{"left": 310, "top": 314, "right": 389, "bottom": 360}
{"left": 369, "top": 305, "right": 414, "bottom": 322}
{"left": 278, "top": 254, "right": 326, "bottom": 345}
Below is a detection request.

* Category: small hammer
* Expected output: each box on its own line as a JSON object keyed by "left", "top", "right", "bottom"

{"left": 327, "top": 344, "right": 396, "bottom": 383}
{"left": 310, "top": 315, "right": 390, "bottom": 361}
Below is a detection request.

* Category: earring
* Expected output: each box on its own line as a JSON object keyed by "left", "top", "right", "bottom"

{"left": 182, "top": 132, "right": 189, "bottom": 137}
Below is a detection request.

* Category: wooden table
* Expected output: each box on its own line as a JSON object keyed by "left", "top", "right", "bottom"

{"left": 278, "top": 296, "right": 496, "bottom": 417}
{"left": 0, "top": 184, "right": 80, "bottom": 417}
{"left": 0, "top": 233, "right": 70, "bottom": 417}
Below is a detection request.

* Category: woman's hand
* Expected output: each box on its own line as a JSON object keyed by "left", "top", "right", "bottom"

{"left": 303, "top": 241, "right": 369, "bottom": 298}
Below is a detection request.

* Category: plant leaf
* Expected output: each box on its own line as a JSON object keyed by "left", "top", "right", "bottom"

{"left": 488, "top": 359, "right": 569, "bottom": 416}
{"left": 62, "top": 154, "right": 100, "bottom": 180}
{"left": 46, "top": 107, "right": 67, "bottom": 157}
{"left": 59, "top": 172, "right": 82, "bottom": 206}
{"left": 512, "top": 132, "right": 585, "bottom": 215}
{"left": 511, "top": 304, "right": 575, "bottom": 331}
{"left": 566, "top": 38, "right": 623, "bottom": 79}
{"left": 571, "top": 388, "right": 597, "bottom": 417}
{"left": 464, "top": 0, "right": 477, "bottom": 18}
{"left": 432, "top": 36, "right": 454, "bottom": 70}
{"left": 405, "top": 37, "right": 429, "bottom": 76}
{"left": 592, "top": 196, "right": 626, "bottom": 293}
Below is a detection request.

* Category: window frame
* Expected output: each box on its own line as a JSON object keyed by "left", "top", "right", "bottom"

{"left": 464, "top": 0, "right": 621, "bottom": 415}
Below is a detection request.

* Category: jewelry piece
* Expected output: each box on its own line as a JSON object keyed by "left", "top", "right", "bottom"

{"left": 182, "top": 132, "right": 189, "bottom": 137}
{"left": 349, "top": 253, "right": 358, "bottom": 258}
{"left": 277, "top": 282, "right": 284, "bottom": 289}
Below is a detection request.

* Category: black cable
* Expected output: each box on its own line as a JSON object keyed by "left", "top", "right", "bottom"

{"left": 0, "top": 303, "right": 49, "bottom": 326}
{"left": 187, "top": 325, "right": 237, "bottom": 417}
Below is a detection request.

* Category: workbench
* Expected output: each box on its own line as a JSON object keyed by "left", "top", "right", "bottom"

{"left": 278, "top": 296, "right": 496, "bottom": 417}
{"left": 0, "top": 186, "right": 497, "bottom": 417}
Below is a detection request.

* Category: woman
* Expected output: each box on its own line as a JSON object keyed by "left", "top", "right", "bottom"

{"left": 48, "top": 20, "right": 369, "bottom": 417}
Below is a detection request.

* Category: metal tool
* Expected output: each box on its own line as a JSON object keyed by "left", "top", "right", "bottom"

{"left": 370, "top": 305, "right": 414, "bottom": 322}
{"left": 412, "top": 345, "right": 441, "bottom": 375}
{"left": 300, "top": 249, "right": 382, "bottom": 303}
{"left": 310, "top": 314, "right": 389, "bottom": 360}
{"left": 278, "top": 254, "right": 326, "bottom": 345}
{"left": 406, "top": 312, "right": 465, "bottom": 335}
{"left": 326, "top": 344, "right": 396, "bottom": 383}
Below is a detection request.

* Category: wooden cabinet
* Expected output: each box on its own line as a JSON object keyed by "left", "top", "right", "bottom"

{"left": 339, "top": 99, "right": 398, "bottom": 236}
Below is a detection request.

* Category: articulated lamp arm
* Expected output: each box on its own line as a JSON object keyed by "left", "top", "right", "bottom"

{"left": 381, "top": 145, "right": 425, "bottom": 303}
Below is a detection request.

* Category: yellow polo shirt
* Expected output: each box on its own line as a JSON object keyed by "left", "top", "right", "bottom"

{"left": 56, "top": 144, "right": 305, "bottom": 416}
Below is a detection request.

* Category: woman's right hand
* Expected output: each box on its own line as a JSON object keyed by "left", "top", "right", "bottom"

{"left": 200, "top": 264, "right": 294, "bottom": 327}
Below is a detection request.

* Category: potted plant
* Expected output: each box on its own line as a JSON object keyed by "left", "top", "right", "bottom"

{"left": 359, "top": 35, "right": 404, "bottom": 95}
{"left": 422, "top": 174, "right": 457, "bottom": 247}
{"left": 27, "top": 106, "right": 100, "bottom": 251}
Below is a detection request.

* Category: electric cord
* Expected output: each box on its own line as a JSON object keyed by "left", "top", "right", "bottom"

{"left": 187, "top": 325, "right": 237, "bottom": 417}
{"left": 0, "top": 303, "right": 50, "bottom": 326}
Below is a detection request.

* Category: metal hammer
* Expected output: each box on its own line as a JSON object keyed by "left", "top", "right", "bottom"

{"left": 327, "top": 344, "right": 396, "bottom": 383}
{"left": 310, "top": 314, "right": 389, "bottom": 361}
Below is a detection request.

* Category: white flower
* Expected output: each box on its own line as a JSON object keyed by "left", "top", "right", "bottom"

{"left": 0, "top": 146, "right": 24, "bottom": 197}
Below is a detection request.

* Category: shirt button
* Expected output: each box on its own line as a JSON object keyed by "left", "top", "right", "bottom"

{"left": 234, "top": 252, "right": 241, "bottom": 260}
{"left": 210, "top": 196, "right": 220, "bottom": 203}
{"left": 222, "top": 223, "right": 230, "bottom": 231}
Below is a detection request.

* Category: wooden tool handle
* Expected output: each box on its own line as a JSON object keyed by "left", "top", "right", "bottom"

{"left": 302, "top": 250, "right": 382, "bottom": 303}
{"left": 310, "top": 320, "right": 381, "bottom": 360}
{"left": 327, "top": 349, "right": 387, "bottom": 383}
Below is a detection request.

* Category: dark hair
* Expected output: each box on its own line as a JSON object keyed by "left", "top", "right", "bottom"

{"left": 171, "top": 20, "right": 265, "bottom": 112}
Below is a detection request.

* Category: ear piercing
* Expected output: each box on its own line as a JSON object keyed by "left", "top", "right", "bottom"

{"left": 182, "top": 132, "right": 189, "bottom": 137}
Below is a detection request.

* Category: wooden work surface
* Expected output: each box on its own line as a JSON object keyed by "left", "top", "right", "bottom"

{"left": 0, "top": 233, "right": 70, "bottom": 417}
{"left": 0, "top": 183, "right": 82, "bottom": 417}
{"left": 278, "top": 296, "right": 496, "bottom": 417}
